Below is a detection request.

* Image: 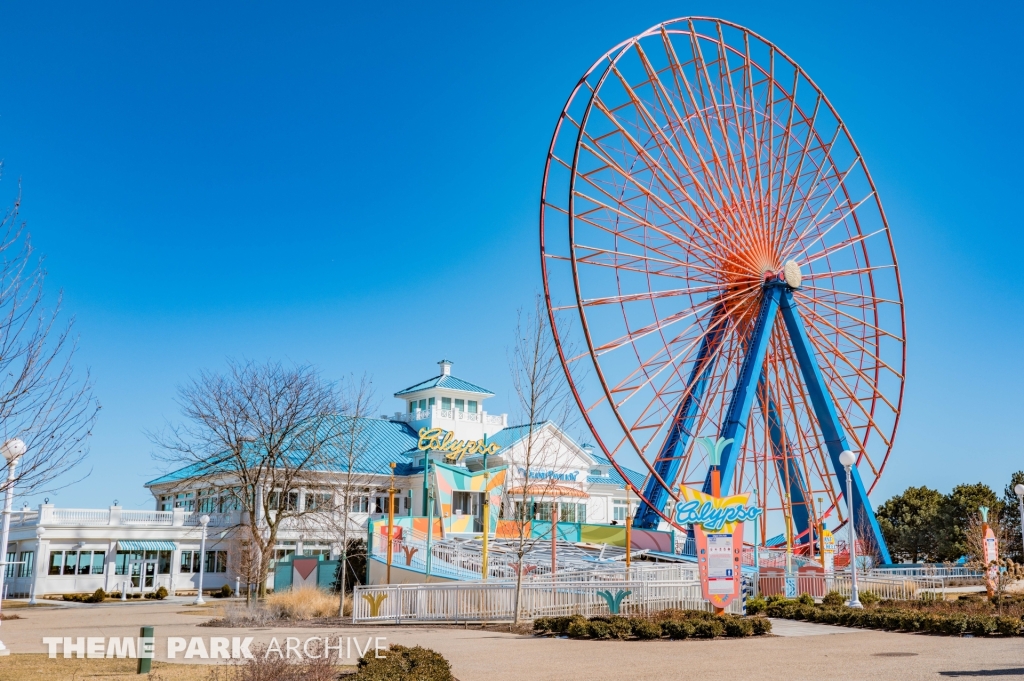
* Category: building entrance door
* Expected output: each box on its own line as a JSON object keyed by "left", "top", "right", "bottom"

{"left": 129, "top": 559, "right": 158, "bottom": 591}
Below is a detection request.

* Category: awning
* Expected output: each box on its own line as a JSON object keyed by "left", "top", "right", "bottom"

{"left": 117, "top": 540, "right": 176, "bottom": 551}
{"left": 506, "top": 484, "right": 589, "bottom": 499}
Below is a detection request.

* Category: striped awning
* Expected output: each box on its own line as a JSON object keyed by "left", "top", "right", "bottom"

{"left": 117, "top": 540, "right": 176, "bottom": 551}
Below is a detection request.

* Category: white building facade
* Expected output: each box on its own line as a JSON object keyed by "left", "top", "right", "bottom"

{"left": 4, "top": 361, "right": 640, "bottom": 597}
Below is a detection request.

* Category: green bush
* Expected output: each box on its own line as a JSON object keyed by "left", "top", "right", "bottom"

{"left": 750, "top": 617, "right": 772, "bottom": 635}
{"left": 629, "top": 618, "right": 662, "bottom": 640}
{"left": 607, "top": 616, "right": 632, "bottom": 640}
{"left": 662, "top": 620, "right": 695, "bottom": 639}
{"left": 745, "top": 595, "right": 766, "bottom": 615}
{"left": 64, "top": 590, "right": 107, "bottom": 603}
{"left": 967, "top": 616, "right": 997, "bottom": 637}
{"left": 996, "top": 616, "right": 1022, "bottom": 636}
{"left": 533, "top": 617, "right": 551, "bottom": 632}
{"left": 858, "top": 590, "right": 880, "bottom": 606}
{"left": 144, "top": 586, "right": 169, "bottom": 600}
{"left": 566, "top": 618, "right": 591, "bottom": 639}
{"left": 822, "top": 591, "right": 845, "bottom": 607}
{"left": 797, "top": 593, "right": 815, "bottom": 606}
{"left": 723, "top": 616, "right": 753, "bottom": 637}
{"left": 587, "top": 620, "right": 612, "bottom": 639}
{"left": 553, "top": 615, "right": 584, "bottom": 635}
{"left": 216, "top": 584, "right": 234, "bottom": 598}
{"left": 691, "top": 618, "right": 725, "bottom": 639}
{"left": 354, "top": 644, "right": 453, "bottom": 681}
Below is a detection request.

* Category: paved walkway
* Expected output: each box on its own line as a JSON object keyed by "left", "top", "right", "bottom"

{"left": 1, "top": 601, "right": 1023, "bottom": 680}
{"left": 768, "top": 618, "right": 861, "bottom": 636}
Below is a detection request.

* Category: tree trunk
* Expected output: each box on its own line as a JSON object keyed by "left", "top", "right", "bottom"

{"left": 338, "top": 516, "right": 349, "bottom": 617}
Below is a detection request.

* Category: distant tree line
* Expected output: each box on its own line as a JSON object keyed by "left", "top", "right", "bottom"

{"left": 876, "top": 472, "right": 1024, "bottom": 564}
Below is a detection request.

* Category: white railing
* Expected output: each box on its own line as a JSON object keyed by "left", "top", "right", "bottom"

{"left": 484, "top": 414, "right": 504, "bottom": 425}
{"left": 49, "top": 509, "right": 112, "bottom": 525}
{"left": 120, "top": 510, "right": 173, "bottom": 524}
{"left": 353, "top": 578, "right": 744, "bottom": 624}
{"left": 183, "top": 512, "right": 235, "bottom": 527}
{"left": 870, "top": 566, "right": 983, "bottom": 581}
{"left": 757, "top": 572, "right": 946, "bottom": 600}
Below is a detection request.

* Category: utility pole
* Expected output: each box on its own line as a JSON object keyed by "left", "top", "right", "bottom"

{"left": 481, "top": 435, "right": 490, "bottom": 581}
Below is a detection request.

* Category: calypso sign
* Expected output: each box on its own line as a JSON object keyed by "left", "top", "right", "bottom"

{"left": 675, "top": 486, "right": 762, "bottom": 609}
{"left": 417, "top": 427, "right": 500, "bottom": 463}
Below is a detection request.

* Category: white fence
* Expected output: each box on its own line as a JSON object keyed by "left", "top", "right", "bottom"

{"left": 353, "top": 578, "right": 745, "bottom": 624}
{"left": 758, "top": 572, "right": 946, "bottom": 600}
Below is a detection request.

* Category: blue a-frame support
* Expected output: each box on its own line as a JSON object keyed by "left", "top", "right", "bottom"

{"left": 634, "top": 305, "right": 727, "bottom": 529}
{"left": 759, "top": 377, "right": 812, "bottom": 545}
{"left": 633, "top": 278, "right": 891, "bottom": 564}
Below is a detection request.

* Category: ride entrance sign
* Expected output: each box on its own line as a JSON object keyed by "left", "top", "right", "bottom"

{"left": 677, "top": 487, "right": 762, "bottom": 609}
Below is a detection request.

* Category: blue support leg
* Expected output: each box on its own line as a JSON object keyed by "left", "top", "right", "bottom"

{"left": 705, "top": 283, "right": 784, "bottom": 495}
{"left": 634, "top": 304, "right": 728, "bottom": 529}
{"left": 777, "top": 289, "right": 892, "bottom": 564}
{"left": 759, "top": 376, "right": 812, "bottom": 544}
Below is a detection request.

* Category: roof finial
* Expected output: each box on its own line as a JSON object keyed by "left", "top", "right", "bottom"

{"left": 438, "top": 359, "right": 452, "bottom": 376}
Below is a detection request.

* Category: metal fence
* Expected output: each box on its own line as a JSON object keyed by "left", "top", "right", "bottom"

{"left": 352, "top": 578, "right": 745, "bottom": 624}
{"left": 757, "top": 572, "right": 946, "bottom": 601}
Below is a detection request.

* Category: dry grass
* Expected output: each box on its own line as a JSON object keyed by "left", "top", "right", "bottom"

{"left": 265, "top": 587, "right": 340, "bottom": 620}
{"left": 0, "top": 654, "right": 212, "bottom": 681}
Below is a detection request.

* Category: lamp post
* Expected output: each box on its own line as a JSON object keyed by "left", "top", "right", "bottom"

{"left": 425, "top": 459, "right": 434, "bottom": 580}
{"left": 386, "top": 463, "right": 396, "bottom": 585}
{"left": 1015, "top": 484, "right": 1024, "bottom": 561}
{"left": 193, "top": 514, "right": 211, "bottom": 605}
{"left": 481, "top": 436, "right": 490, "bottom": 582}
{"left": 0, "top": 438, "right": 25, "bottom": 656}
{"left": 838, "top": 450, "right": 862, "bottom": 609}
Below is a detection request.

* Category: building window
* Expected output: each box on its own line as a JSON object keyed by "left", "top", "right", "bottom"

{"left": 204, "top": 551, "right": 228, "bottom": 573}
{"left": 418, "top": 399, "right": 427, "bottom": 410}
{"left": 468, "top": 401, "right": 478, "bottom": 413}
{"left": 441, "top": 397, "right": 451, "bottom": 410}
{"left": 18, "top": 551, "right": 33, "bottom": 578}
{"left": 409, "top": 401, "right": 416, "bottom": 413}
{"left": 559, "top": 503, "right": 586, "bottom": 523}
{"left": 50, "top": 550, "right": 107, "bottom": 576}
{"left": 428, "top": 397, "right": 435, "bottom": 408}
{"left": 349, "top": 496, "right": 369, "bottom": 513}
{"left": 306, "top": 492, "right": 333, "bottom": 511}
{"left": 454, "top": 399, "right": 464, "bottom": 411}
{"left": 115, "top": 551, "right": 142, "bottom": 575}
{"left": 613, "top": 500, "right": 629, "bottom": 522}
{"left": 180, "top": 550, "right": 199, "bottom": 573}
{"left": 302, "top": 547, "right": 330, "bottom": 559}
{"left": 4, "top": 552, "right": 14, "bottom": 578}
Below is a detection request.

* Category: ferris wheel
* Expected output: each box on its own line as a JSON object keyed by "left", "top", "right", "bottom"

{"left": 539, "top": 17, "right": 905, "bottom": 561}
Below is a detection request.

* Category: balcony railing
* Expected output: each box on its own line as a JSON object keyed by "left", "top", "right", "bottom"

{"left": 18, "top": 506, "right": 241, "bottom": 528}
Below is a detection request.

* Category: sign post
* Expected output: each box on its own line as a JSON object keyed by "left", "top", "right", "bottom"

{"left": 677, "top": 438, "right": 762, "bottom": 612}
{"left": 981, "top": 506, "right": 999, "bottom": 597}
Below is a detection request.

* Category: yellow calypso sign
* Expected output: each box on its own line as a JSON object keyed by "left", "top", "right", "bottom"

{"left": 674, "top": 486, "right": 762, "bottom": 533}
{"left": 417, "top": 427, "right": 500, "bottom": 463}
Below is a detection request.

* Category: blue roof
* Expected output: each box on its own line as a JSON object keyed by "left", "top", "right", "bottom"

{"left": 589, "top": 453, "right": 645, "bottom": 490}
{"left": 146, "top": 416, "right": 644, "bottom": 492}
{"left": 146, "top": 416, "right": 422, "bottom": 486}
{"left": 394, "top": 374, "right": 494, "bottom": 397}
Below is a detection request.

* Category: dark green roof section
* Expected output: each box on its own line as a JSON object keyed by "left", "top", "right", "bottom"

{"left": 394, "top": 374, "right": 494, "bottom": 397}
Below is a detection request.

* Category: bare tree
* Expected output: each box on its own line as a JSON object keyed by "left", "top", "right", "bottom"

{"left": 330, "top": 373, "right": 377, "bottom": 616}
{"left": 0, "top": 186, "right": 97, "bottom": 496}
{"left": 507, "top": 295, "right": 579, "bottom": 624}
{"left": 227, "top": 524, "right": 262, "bottom": 605}
{"left": 154, "top": 359, "right": 343, "bottom": 597}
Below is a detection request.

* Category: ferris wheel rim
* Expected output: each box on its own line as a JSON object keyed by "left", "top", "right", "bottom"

{"left": 540, "top": 16, "right": 906, "bottom": 532}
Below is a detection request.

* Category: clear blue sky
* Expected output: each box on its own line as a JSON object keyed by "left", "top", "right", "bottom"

{"left": 0, "top": 1, "right": 1021, "bottom": 509}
